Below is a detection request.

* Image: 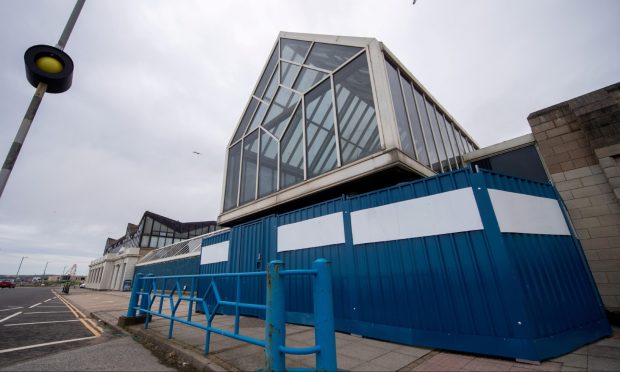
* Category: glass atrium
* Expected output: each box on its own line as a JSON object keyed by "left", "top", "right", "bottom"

{"left": 221, "top": 32, "right": 478, "bottom": 223}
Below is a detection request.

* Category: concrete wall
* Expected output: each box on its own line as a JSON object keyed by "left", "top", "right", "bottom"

{"left": 528, "top": 82, "right": 620, "bottom": 309}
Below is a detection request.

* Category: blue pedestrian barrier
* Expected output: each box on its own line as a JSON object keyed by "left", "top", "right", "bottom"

{"left": 126, "top": 258, "right": 337, "bottom": 371}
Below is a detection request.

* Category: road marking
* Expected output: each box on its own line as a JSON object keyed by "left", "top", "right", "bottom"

{"left": 23, "top": 311, "right": 72, "bottom": 314}
{"left": 4, "top": 319, "right": 80, "bottom": 326}
{"left": 54, "top": 293, "right": 102, "bottom": 336}
{"left": 0, "top": 312, "right": 22, "bottom": 323}
{"left": 0, "top": 336, "right": 98, "bottom": 354}
{"left": 35, "top": 306, "right": 67, "bottom": 308}
{"left": 28, "top": 302, "right": 42, "bottom": 308}
{"left": 43, "top": 298, "right": 54, "bottom": 302}
{"left": 0, "top": 307, "right": 23, "bottom": 312}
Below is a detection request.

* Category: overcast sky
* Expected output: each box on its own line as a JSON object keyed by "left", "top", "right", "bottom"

{"left": 0, "top": 0, "right": 618, "bottom": 276}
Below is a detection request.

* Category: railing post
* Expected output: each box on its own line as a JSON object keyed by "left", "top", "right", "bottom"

{"left": 126, "top": 273, "right": 143, "bottom": 317}
{"left": 312, "top": 258, "right": 337, "bottom": 371}
{"left": 265, "top": 260, "right": 286, "bottom": 371}
{"left": 139, "top": 274, "right": 153, "bottom": 316}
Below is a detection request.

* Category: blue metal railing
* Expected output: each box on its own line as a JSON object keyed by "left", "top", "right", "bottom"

{"left": 126, "top": 259, "right": 336, "bottom": 371}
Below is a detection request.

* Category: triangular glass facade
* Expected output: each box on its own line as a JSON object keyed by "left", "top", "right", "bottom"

{"left": 221, "top": 33, "right": 479, "bottom": 221}
{"left": 223, "top": 36, "right": 381, "bottom": 212}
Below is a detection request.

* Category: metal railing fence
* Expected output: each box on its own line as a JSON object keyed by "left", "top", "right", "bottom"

{"left": 126, "top": 258, "right": 336, "bottom": 371}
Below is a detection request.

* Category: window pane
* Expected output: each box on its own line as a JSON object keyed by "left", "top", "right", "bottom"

{"left": 223, "top": 142, "right": 241, "bottom": 211}
{"left": 258, "top": 129, "right": 278, "bottom": 198}
{"left": 232, "top": 98, "right": 259, "bottom": 143}
{"left": 262, "top": 88, "right": 300, "bottom": 138}
{"left": 414, "top": 88, "right": 439, "bottom": 170}
{"left": 385, "top": 61, "right": 415, "bottom": 158}
{"left": 262, "top": 66, "right": 279, "bottom": 102}
{"left": 334, "top": 53, "right": 380, "bottom": 165}
{"left": 451, "top": 124, "right": 464, "bottom": 156}
{"left": 254, "top": 43, "right": 278, "bottom": 97}
{"left": 305, "top": 43, "right": 361, "bottom": 71}
{"left": 457, "top": 131, "right": 468, "bottom": 155}
{"left": 305, "top": 79, "right": 337, "bottom": 178}
{"left": 280, "top": 106, "right": 304, "bottom": 189}
{"left": 445, "top": 118, "right": 461, "bottom": 168}
{"left": 247, "top": 101, "right": 268, "bottom": 133}
{"left": 280, "top": 38, "right": 311, "bottom": 63}
{"left": 144, "top": 217, "right": 153, "bottom": 234}
{"left": 281, "top": 61, "right": 300, "bottom": 88}
{"left": 293, "top": 67, "right": 326, "bottom": 93}
{"left": 425, "top": 99, "right": 447, "bottom": 170}
{"left": 239, "top": 131, "right": 259, "bottom": 205}
{"left": 437, "top": 111, "right": 455, "bottom": 169}
{"left": 401, "top": 77, "right": 429, "bottom": 166}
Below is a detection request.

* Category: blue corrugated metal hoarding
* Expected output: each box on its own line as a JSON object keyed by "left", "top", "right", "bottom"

{"left": 199, "top": 168, "right": 610, "bottom": 361}
{"left": 135, "top": 256, "right": 200, "bottom": 291}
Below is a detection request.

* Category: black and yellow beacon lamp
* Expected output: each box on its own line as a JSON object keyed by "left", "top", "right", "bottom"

{"left": 24, "top": 45, "right": 74, "bottom": 93}
{"left": 0, "top": 0, "right": 85, "bottom": 199}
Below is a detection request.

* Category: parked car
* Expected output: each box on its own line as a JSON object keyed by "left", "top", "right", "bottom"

{"left": 0, "top": 280, "right": 16, "bottom": 288}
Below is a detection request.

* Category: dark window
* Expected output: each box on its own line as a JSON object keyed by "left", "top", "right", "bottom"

{"left": 223, "top": 142, "right": 242, "bottom": 211}
{"left": 305, "top": 43, "right": 361, "bottom": 71}
{"left": 334, "top": 53, "right": 380, "bottom": 165}
{"left": 386, "top": 61, "right": 415, "bottom": 158}
{"left": 401, "top": 78, "right": 429, "bottom": 166}
{"left": 253, "top": 44, "right": 279, "bottom": 97}
{"left": 471, "top": 145, "right": 549, "bottom": 183}
{"left": 280, "top": 106, "right": 304, "bottom": 189}
{"left": 281, "top": 61, "right": 301, "bottom": 88}
{"left": 231, "top": 98, "right": 259, "bottom": 144}
{"left": 239, "top": 130, "right": 259, "bottom": 205}
{"left": 305, "top": 79, "right": 337, "bottom": 178}
{"left": 258, "top": 129, "right": 278, "bottom": 198}
{"left": 280, "top": 38, "right": 311, "bottom": 63}
{"left": 293, "top": 67, "right": 326, "bottom": 93}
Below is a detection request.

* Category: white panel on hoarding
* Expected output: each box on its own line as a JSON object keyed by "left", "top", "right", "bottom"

{"left": 351, "top": 187, "right": 483, "bottom": 245}
{"left": 200, "top": 241, "right": 229, "bottom": 264}
{"left": 277, "top": 213, "right": 345, "bottom": 252}
{"left": 489, "top": 189, "right": 570, "bottom": 235}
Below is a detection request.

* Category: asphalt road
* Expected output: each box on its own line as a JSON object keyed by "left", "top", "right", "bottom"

{"left": 0, "top": 286, "right": 102, "bottom": 367}
{"left": 0, "top": 287, "right": 174, "bottom": 371}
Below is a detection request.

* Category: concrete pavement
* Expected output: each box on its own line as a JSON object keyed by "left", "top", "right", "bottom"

{"left": 61, "top": 288, "right": 620, "bottom": 371}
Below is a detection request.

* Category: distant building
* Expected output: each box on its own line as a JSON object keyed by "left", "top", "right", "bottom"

{"left": 465, "top": 82, "right": 620, "bottom": 310}
{"left": 86, "top": 211, "right": 218, "bottom": 290}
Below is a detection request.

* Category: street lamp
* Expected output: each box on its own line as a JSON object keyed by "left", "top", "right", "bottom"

{"left": 0, "top": 0, "right": 85, "bottom": 199}
{"left": 42, "top": 261, "right": 49, "bottom": 280}
{"left": 15, "top": 256, "right": 27, "bottom": 282}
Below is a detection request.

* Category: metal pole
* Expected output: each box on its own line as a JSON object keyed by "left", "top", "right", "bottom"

{"left": 42, "top": 261, "right": 49, "bottom": 280}
{"left": 265, "top": 260, "right": 286, "bottom": 371}
{"left": 56, "top": 0, "right": 86, "bottom": 50}
{"left": 126, "top": 273, "right": 143, "bottom": 318}
{"left": 312, "top": 258, "right": 337, "bottom": 371}
{"left": 15, "top": 256, "right": 27, "bottom": 282}
{"left": 0, "top": 83, "right": 47, "bottom": 199}
{"left": 0, "top": 0, "right": 85, "bottom": 200}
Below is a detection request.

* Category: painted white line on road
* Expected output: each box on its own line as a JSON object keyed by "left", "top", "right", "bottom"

{"left": 43, "top": 298, "right": 54, "bottom": 303}
{"left": 0, "top": 312, "right": 22, "bottom": 323}
{"left": 28, "top": 302, "right": 42, "bottom": 309}
{"left": 22, "top": 311, "right": 71, "bottom": 314}
{"left": 35, "top": 306, "right": 67, "bottom": 308}
{"left": 0, "top": 336, "right": 98, "bottom": 354}
{"left": 4, "top": 319, "right": 80, "bottom": 327}
{"left": 0, "top": 307, "right": 23, "bottom": 312}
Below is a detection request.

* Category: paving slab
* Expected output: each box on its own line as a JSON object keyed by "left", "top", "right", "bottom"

{"left": 59, "top": 289, "right": 620, "bottom": 371}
